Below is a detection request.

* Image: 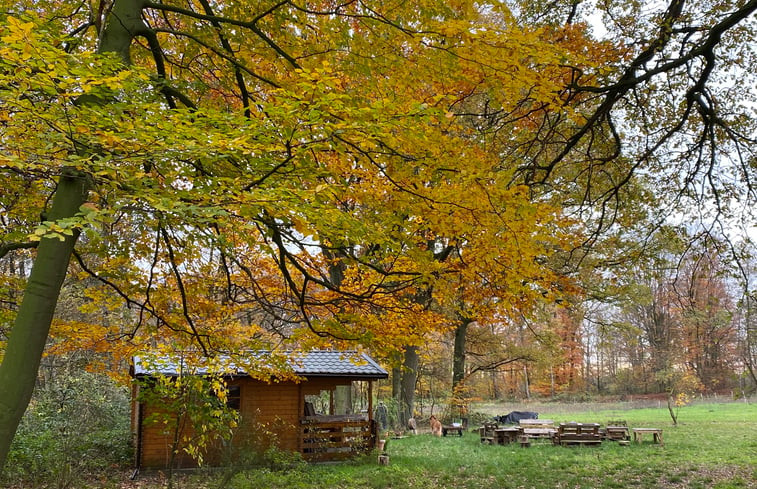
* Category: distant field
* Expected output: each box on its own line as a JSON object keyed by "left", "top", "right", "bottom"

{"left": 472, "top": 394, "right": 757, "bottom": 415}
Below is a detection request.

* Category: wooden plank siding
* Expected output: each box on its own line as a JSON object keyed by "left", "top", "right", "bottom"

{"left": 138, "top": 398, "right": 203, "bottom": 469}
{"left": 134, "top": 376, "right": 370, "bottom": 469}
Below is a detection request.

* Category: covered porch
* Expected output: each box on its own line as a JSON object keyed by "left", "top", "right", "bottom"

{"left": 298, "top": 377, "right": 380, "bottom": 462}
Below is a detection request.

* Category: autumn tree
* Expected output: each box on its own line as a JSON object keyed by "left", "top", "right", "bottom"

{"left": 0, "top": 0, "right": 610, "bottom": 469}
{"left": 621, "top": 265, "right": 683, "bottom": 393}
{"left": 433, "top": 0, "right": 757, "bottom": 402}
{"left": 2, "top": 0, "right": 757, "bottom": 472}
{"left": 587, "top": 229, "right": 742, "bottom": 395}
{"left": 509, "top": 1, "right": 757, "bottom": 381}
{"left": 733, "top": 250, "right": 757, "bottom": 394}
{"left": 676, "top": 244, "right": 739, "bottom": 391}
{"left": 737, "top": 293, "right": 757, "bottom": 393}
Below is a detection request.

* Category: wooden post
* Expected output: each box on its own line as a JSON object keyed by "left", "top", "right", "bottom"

{"left": 368, "top": 381, "right": 374, "bottom": 422}
{"left": 297, "top": 383, "right": 303, "bottom": 453}
{"left": 368, "top": 380, "right": 376, "bottom": 448}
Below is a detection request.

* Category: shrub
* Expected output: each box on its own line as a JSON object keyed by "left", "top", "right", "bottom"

{"left": 3, "top": 369, "right": 132, "bottom": 488}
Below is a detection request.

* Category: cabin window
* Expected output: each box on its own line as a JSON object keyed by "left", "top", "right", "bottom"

{"left": 226, "top": 385, "right": 241, "bottom": 410}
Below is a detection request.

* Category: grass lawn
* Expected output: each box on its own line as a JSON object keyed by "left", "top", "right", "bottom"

{"left": 14, "top": 401, "right": 754, "bottom": 489}
{"left": 224, "top": 401, "right": 757, "bottom": 489}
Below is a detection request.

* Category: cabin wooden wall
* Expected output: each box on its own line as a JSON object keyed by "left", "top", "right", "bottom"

{"left": 135, "top": 377, "right": 345, "bottom": 469}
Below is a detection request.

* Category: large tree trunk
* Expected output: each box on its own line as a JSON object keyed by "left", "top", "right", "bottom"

{"left": 398, "top": 346, "right": 419, "bottom": 427}
{"left": 451, "top": 317, "right": 471, "bottom": 391}
{"left": 0, "top": 0, "right": 144, "bottom": 471}
{"left": 0, "top": 171, "right": 89, "bottom": 469}
{"left": 391, "top": 365, "right": 401, "bottom": 398}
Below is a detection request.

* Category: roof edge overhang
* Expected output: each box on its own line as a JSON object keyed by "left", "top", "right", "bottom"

{"left": 132, "top": 372, "right": 388, "bottom": 381}
{"left": 131, "top": 350, "right": 389, "bottom": 380}
{"left": 303, "top": 373, "right": 389, "bottom": 380}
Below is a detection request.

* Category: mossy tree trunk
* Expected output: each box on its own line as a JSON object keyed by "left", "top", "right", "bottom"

{"left": 0, "top": 0, "right": 144, "bottom": 471}
{"left": 452, "top": 317, "right": 472, "bottom": 391}
{"left": 0, "top": 172, "right": 89, "bottom": 468}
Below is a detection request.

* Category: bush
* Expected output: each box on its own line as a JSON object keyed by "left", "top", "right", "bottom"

{"left": 3, "top": 368, "right": 132, "bottom": 488}
{"left": 466, "top": 411, "right": 494, "bottom": 426}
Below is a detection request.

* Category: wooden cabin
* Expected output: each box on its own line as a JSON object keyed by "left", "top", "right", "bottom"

{"left": 130, "top": 351, "right": 388, "bottom": 468}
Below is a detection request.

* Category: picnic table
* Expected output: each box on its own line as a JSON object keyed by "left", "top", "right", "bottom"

{"left": 442, "top": 424, "right": 464, "bottom": 436}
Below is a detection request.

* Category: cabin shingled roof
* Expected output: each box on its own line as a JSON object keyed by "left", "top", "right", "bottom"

{"left": 132, "top": 350, "right": 388, "bottom": 379}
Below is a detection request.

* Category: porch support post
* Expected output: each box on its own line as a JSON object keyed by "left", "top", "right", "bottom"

{"left": 368, "top": 380, "right": 376, "bottom": 448}
{"left": 368, "top": 381, "right": 374, "bottom": 422}
{"left": 297, "top": 383, "right": 303, "bottom": 453}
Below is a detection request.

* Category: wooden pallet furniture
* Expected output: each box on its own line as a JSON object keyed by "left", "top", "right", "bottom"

{"left": 603, "top": 420, "right": 630, "bottom": 441}
{"left": 479, "top": 422, "right": 498, "bottom": 444}
{"left": 519, "top": 419, "right": 556, "bottom": 440}
{"left": 518, "top": 419, "right": 555, "bottom": 429}
{"left": 552, "top": 422, "right": 603, "bottom": 446}
{"left": 494, "top": 427, "right": 520, "bottom": 445}
{"left": 518, "top": 434, "right": 531, "bottom": 447}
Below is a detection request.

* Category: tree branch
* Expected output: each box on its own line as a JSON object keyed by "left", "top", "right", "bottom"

{"left": 143, "top": 0, "right": 301, "bottom": 68}
{"left": 152, "top": 27, "right": 280, "bottom": 88}
{"left": 538, "top": 0, "right": 757, "bottom": 182}
{"left": 159, "top": 225, "right": 210, "bottom": 355}
{"left": 0, "top": 242, "right": 38, "bottom": 260}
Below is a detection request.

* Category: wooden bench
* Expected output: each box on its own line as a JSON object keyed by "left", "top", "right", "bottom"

{"left": 552, "top": 422, "right": 602, "bottom": 446}
{"left": 442, "top": 425, "right": 463, "bottom": 437}
{"left": 494, "top": 427, "right": 520, "bottom": 445}
{"left": 519, "top": 419, "right": 555, "bottom": 429}
{"left": 632, "top": 428, "right": 663, "bottom": 446}
{"left": 519, "top": 419, "right": 556, "bottom": 440}
{"left": 605, "top": 425, "right": 630, "bottom": 441}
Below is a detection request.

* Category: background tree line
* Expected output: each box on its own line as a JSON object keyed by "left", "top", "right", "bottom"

{"left": 404, "top": 233, "right": 756, "bottom": 409}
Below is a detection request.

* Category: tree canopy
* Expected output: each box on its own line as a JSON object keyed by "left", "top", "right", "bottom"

{"left": 2, "top": 0, "right": 756, "bottom": 471}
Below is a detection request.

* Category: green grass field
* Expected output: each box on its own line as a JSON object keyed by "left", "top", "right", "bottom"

{"left": 8, "top": 401, "right": 754, "bottom": 488}
{"left": 224, "top": 402, "right": 756, "bottom": 489}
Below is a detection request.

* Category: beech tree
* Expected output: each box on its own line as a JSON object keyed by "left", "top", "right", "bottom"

{"left": 0, "top": 0, "right": 602, "bottom": 468}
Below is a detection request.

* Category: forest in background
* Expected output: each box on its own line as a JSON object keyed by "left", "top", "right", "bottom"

{"left": 413, "top": 238, "right": 757, "bottom": 405}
